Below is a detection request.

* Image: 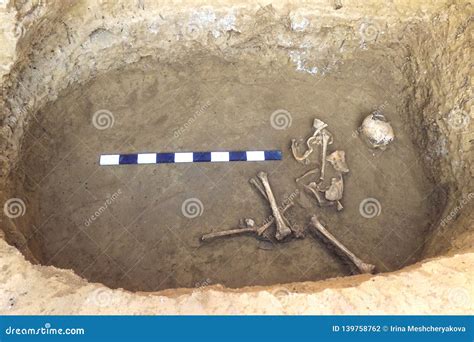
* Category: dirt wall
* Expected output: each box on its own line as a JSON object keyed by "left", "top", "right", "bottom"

{"left": 0, "top": 0, "right": 472, "bottom": 314}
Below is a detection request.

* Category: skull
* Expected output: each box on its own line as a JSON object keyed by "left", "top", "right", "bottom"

{"left": 358, "top": 112, "right": 395, "bottom": 149}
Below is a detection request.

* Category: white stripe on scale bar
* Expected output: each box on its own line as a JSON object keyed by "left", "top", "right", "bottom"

{"left": 174, "top": 152, "right": 194, "bottom": 163}
{"left": 211, "top": 152, "right": 230, "bottom": 162}
{"left": 246, "top": 151, "right": 265, "bottom": 161}
{"left": 137, "top": 153, "right": 157, "bottom": 164}
{"left": 99, "top": 154, "right": 120, "bottom": 165}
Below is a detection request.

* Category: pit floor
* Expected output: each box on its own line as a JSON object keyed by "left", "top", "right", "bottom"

{"left": 18, "top": 52, "right": 443, "bottom": 291}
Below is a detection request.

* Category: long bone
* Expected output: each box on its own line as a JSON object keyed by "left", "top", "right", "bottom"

{"left": 257, "top": 172, "right": 292, "bottom": 240}
{"left": 309, "top": 216, "right": 376, "bottom": 274}
{"left": 318, "top": 129, "right": 333, "bottom": 181}
{"left": 200, "top": 203, "right": 292, "bottom": 241}
{"left": 250, "top": 177, "right": 296, "bottom": 234}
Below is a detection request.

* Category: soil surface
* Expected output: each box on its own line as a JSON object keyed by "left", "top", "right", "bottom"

{"left": 18, "top": 52, "right": 443, "bottom": 291}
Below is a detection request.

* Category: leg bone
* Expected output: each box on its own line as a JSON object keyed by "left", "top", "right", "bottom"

{"left": 257, "top": 172, "right": 292, "bottom": 240}
{"left": 309, "top": 216, "right": 376, "bottom": 274}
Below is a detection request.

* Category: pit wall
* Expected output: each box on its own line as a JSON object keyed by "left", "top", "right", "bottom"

{"left": 0, "top": 0, "right": 472, "bottom": 314}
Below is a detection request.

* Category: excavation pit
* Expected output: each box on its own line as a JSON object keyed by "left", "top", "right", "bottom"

{"left": 15, "top": 55, "right": 447, "bottom": 291}
{"left": 0, "top": 0, "right": 472, "bottom": 311}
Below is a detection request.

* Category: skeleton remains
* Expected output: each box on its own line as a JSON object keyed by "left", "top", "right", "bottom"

{"left": 201, "top": 173, "right": 296, "bottom": 242}
{"left": 358, "top": 111, "right": 395, "bottom": 149}
{"left": 200, "top": 203, "right": 293, "bottom": 241}
{"left": 200, "top": 114, "right": 391, "bottom": 276}
{"left": 309, "top": 216, "right": 376, "bottom": 274}
{"left": 326, "top": 150, "right": 349, "bottom": 173}
{"left": 293, "top": 118, "right": 347, "bottom": 211}
{"left": 256, "top": 172, "right": 293, "bottom": 240}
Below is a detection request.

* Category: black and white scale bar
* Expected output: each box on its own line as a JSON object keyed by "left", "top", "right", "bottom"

{"left": 99, "top": 150, "right": 282, "bottom": 166}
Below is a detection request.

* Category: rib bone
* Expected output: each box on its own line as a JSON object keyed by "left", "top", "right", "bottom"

{"left": 309, "top": 216, "right": 376, "bottom": 274}
{"left": 291, "top": 137, "right": 317, "bottom": 164}
{"left": 291, "top": 119, "right": 328, "bottom": 165}
{"left": 296, "top": 169, "right": 318, "bottom": 183}
{"left": 257, "top": 172, "right": 292, "bottom": 240}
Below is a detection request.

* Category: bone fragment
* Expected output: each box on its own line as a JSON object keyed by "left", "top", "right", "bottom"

{"left": 201, "top": 204, "right": 292, "bottom": 241}
{"left": 296, "top": 169, "right": 319, "bottom": 182}
{"left": 309, "top": 216, "right": 376, "bottom": 274}
{"left": 325, "top": 176, "right": 344, "bottom": 201}
{"left": 313, "top": 118, "right": 328, "bottom": 135}
{"left": 201, "top": 227, "right": 257, "bottom": 241}
{"left": 304, "top": 182, "right": 333, "bottom": 207}
{"left": 291, "top": 119, "right": 328, "bottom": 164}
{"left": 257, "top": 172, "right": 292, "bottom": 240}
{"left": 291, "top": 138, "right": 317, "bottom": 164}
{"left": 250, "top": 177, "right": 295, "bottom": 231}
{"left": 319, "top": 130, "right": 333, "bottom": 181}
{"left": 326, "top": 150, "right": 349, "bottom": 173}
